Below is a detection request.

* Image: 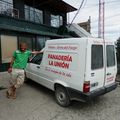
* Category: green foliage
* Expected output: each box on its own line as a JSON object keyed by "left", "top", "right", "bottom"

{"left": 116, "top": 37, "right": 120, "bottom": 63}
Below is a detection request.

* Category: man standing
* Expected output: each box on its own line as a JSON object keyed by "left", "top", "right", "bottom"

{"left": 7, "top": 43, "right": 42, "bottom": 99}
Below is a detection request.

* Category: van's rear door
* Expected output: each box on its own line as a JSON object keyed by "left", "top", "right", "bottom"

{"left": 86, "top": 39, "right": 105, "bottom": 92}
{"left": 105, "top": 43, "right": 117, "bottom": 86}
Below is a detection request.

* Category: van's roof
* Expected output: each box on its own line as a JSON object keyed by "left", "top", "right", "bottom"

{"left": 46, "top": 37, "right": 114, "bottom": 44}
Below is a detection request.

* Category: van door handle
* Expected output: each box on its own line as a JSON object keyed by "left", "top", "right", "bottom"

{"left": 91, "top": 73, "right": 95, "bottom": 77}
{"left": 107, "top": 73, "right": 111, "bottom": 76}
{"left": 36, "top": 66, "right": 40, "bottom": 69}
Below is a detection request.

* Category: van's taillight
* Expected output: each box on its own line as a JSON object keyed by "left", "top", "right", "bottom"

{"left": 83, "top": 81, "right": 90, "bottom": 93}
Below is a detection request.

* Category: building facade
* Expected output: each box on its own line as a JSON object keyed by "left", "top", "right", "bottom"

{"left": 78, "top": 17, "right": 91, "bottom": 33}
{"left": 0, "top": 0, "right": 77, "bottom": 71}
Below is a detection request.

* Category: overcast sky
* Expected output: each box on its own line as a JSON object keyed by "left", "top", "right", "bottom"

{"left": 63, "top": 0, "right": 120, "bottom": 40}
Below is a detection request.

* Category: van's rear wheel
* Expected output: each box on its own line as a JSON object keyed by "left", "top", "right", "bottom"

{"left": 55, "top": 86, "right": 71, "bottom": 107}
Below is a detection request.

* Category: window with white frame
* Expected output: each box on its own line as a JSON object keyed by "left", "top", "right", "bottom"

{"left": 51, "top": 14, "right": 63, "bottom": 27}
{"left": 24, "top": 5, "right": 43, "bottom": 24}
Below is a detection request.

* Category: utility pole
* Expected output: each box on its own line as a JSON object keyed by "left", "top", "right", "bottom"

{"left": 98, "top": 0, "right": 105, "bottom": 39}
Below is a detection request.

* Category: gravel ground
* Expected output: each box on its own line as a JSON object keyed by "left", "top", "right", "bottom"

{"left": 0, "top": 72, "right": 120, "bottom": 120}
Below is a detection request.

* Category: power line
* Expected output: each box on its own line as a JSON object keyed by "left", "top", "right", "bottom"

{"left": 92, "top": 23, "right": 120, "bottom": 29}
{"left": 82, "top": 0, "right": 87, "bottom": 9}
{"left": 81, "top": 0, "right": 120, "bottom": 9}
{"left": 91, "top": 13, "right": 120, "bottom": 23}
{"left": 68, "top": 0, "right": 120, "bottom": 23}
{"left": 69, "top": 0, "right": 86, "bottom": 27}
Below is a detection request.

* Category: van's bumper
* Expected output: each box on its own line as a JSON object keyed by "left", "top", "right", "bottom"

{"left": 67, "top": 82, "right": 118, "bottom": 102}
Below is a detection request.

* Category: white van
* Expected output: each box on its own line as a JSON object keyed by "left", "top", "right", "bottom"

{"left": 25, "top": 37, "right": 117, "bottom": 107}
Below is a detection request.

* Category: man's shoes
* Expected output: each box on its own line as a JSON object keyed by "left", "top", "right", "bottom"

{"left": 6, "top": 86, "right": 16, "bottom": 99}
{"left": 6, "top": 87, "right": 12, "bottom": 98}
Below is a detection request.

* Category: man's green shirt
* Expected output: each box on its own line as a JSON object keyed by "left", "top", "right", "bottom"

{"left": 12, "top": 50, "right": 31, "bottom": 69}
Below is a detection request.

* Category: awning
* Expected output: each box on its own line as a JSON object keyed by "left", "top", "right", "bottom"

{"left": 25, "top": 0, "right": 77, "bottom": 13}
{"left": 0, "top": 24, "right": 64, "bottom": 37}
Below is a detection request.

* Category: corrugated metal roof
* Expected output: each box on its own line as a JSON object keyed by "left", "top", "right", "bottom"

{"left": 0, "top": 24, "right": 61, "bottom": 37}
{"left": 67, "top": 23, "right": 92, "bottom": 37}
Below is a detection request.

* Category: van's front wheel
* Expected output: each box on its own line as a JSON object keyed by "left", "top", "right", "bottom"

{"left": 55, "top": 86, "right": 71, "bottom": 107}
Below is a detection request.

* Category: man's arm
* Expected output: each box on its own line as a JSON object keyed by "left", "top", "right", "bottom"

{"left": 8, "top": 57, "right": 15, "bottom": 73}
{"left": 31, "top": 48, "right": 44, "bottom": 54}
{"left": 31, "top": 51, "right": 43, "bottom": 54}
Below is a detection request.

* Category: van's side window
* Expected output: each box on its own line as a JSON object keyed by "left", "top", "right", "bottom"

{"left": 106, "top": 45, "right": 115, "bottom": 67}
{"left": 30, "top": 53, "right": 43, "bottom": 65}
{"left": 91, "top": 45, "right": 103, "bottom": 70}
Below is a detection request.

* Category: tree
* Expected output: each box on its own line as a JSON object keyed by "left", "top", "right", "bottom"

{"left": 116, "top": 37, "right": 120, "bottom": 63}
